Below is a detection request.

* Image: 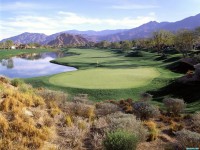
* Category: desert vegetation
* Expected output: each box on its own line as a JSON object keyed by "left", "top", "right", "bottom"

{"left": 0, "top": 76, "right": 200, "bottom": 149}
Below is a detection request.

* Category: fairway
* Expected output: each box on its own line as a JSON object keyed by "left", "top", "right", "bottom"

{"left": 49, "top": 68, "right": 160, "bottom": 89}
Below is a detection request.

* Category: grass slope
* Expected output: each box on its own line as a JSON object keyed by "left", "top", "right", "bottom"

{"left": 49, "top": 68, "right": 160, "bottom": 89}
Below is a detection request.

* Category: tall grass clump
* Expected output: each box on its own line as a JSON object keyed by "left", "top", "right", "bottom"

{"left": 192, "top": 112, "right": 200, "bottom": 133}
{"left": 103, "top": 130, "right": 138, "bottom": 150}
{"left": 176, "top": 129, "right": 200, "bottom": 148}
{"left": 163, "top": 98, "right": 186, "bottom": 116}
{"left": 133, "top": 102, "right": 160, "bottom": 120}
{"left": 106, "top": 112, "right": 148, "bottom": 142}
{"left": 11, "top": 78, "right": 24, "bottom": 87}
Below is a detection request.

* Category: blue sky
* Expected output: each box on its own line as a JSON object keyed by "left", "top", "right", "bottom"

{"left": 0, "top": 0, "right": 200, "bottom": 40}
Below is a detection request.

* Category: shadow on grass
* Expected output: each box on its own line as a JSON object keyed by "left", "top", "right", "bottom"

{"left": 148, "top": 80, "right": 200, "bottom": 103}
{"left": 166, "top": 61, "right": 194, "bottom": 74}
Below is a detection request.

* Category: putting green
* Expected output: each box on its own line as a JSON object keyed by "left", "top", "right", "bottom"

{"left": 49, "top": 68, "right": 160, "bottom": 89}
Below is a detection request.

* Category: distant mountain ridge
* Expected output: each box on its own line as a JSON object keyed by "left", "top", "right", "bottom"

{"left": 47, "top": 33, "right": 89, "bottom": 46}
{"left": 1, "top": 13, "right": 200, "bottom": 44}
{"left": 1, "top": 32, "right": 48, "bottom": 44}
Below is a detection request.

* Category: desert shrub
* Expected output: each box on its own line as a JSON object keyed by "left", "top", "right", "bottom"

{"left": 140, "top": 93, "right": 153, "bottom": 101}
{"left": 11, "top": 78, "right": 24, "bottom": 87}
{"left": 192, "top": 112, "right": 200, "bottom": 133}
{"left": 95, "top": 102, "right": 120, "bottom": 117}
{"left": 57, "top": 126, "right": 85, "bottom": 149}
{"left": 37, "top": 88, "right": 68, "bottom": 104}
{"left": 43, "top": 116, "right": 54, "bottom": 127}
{"left": 133, "top": 102, "right": 160, "bottom": 120}
{"left": 118, "top": 99, "right": 133, "bottom": 113}
{"left": 176, "top": 129, "right": 200, "bottom": 148}
{"left": 0, "top": 114, "right": 9, "bottom": 133}
{"left": 103, "top": 130, "right": 138, "bottom": 150}
{"left": 93, "top": 117, "right": 108, "bottom": 129}
{"left": 163, "top": 98, "right": 186, "bottom": 116}
{"left": 18, "top": 83, "right": 33, "bottom": 94}
{"left": 0, "top": 76, "right": 10, "bottom": 84}
{"left": 169, "top": 121, "right": 184, "bottom": 132}
{"left": 143, "top": 121, "right": 159, "bottom": 141}
{"left": 75, "top": 103, "right": 95, "bottom": 120}
{"left": 65, "top": 115, "right": 73, "bottom": 127}
{"left": 90, "top": 132, "right": 106, "bottom": 150}
{"left": 73, "top": 94, "right": 92, "bottom": 104}
{"left": 106, "top": 112, "right": 148, "bottom": 142}
{"left": 0, "top": 95, "right": 24, "bottom": 112}
{"left": 63, "top": 102, "right": 95, "bottom": 121}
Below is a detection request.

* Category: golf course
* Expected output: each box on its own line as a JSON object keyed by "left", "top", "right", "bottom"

{"left": 26, "top": 48, "right": 182, "bottom": 102}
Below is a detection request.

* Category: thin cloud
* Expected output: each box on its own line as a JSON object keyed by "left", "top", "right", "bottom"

{"left": 111, "top": 4, "right": 159, "bottom": 10}
{"left": 0, "top": 1, "right": 55, "bottom": 11}
{"left": 0, "top": 12, "right": 157, "bottom": 40}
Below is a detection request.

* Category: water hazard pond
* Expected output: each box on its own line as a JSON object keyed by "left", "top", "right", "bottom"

{"left": 0, "top": 52, "right": 77, "bottom": 78}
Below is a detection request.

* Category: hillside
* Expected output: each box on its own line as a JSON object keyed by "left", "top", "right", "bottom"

{"left": 47, "top": 33, "right": 89, "bottom": 46}
{"left": 0, "top": 76, "right": 200, "bottom": 149}
{"left": 1, "top": 32, "right": 47, "bottom": 44}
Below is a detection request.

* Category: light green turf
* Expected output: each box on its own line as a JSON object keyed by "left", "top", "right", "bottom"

{"left": 49, "top": 68, "right": 160, "bottom": 89}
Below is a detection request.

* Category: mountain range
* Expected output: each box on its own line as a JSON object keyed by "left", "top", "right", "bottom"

{"left": 1, "top": 13, "right": 200, "bottom": 44}
{"left": 48, "top": 33, "right": 89, "bottom": 46}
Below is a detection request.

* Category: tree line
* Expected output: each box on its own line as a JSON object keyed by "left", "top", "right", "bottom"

{"left": 94, "top": 27, "right": 200, "bottom": 58}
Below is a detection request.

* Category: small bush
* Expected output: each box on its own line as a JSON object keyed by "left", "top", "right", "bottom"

{"left": 57, "top": 126, "right": 85, "bottom": 149}
{"left": 170, "top": 121, "right": 184, "bottom": 132}
{"left": 176, "top": 129, "right": 200, "bottom": 148}
{"left": 0, "top": 76, "right": 10, "bottom": 84}
{"left": 11, "top": 78, "right": 24, "bottom": 87}
{"left": 73, "top": 94, "right": 90, "bottom": 104}
{"left": 133, "top": 102, "right": 160, "bottom": 120}
{"left": 163, "top": 98, "right": 186, "bottom": 116}
{"left": 118, "top": 99, "right": 133, "bottom": 113}
{"left": 103, "top": 130, "right": 138, "bottom": 150}
{"left": 37, "top": 89, "right": 68, "bottom": 104}
{"left": 0, "top": 114, "right": 9, "bottom": 133}
{"left": 106, "top": 112, "right": 148, "bottom": 142}
{"left": 65, "top": 115, "right": 73, "bottom": 127}
{"left": 144, "top": 121, "right": 159, "bottom": 141}
{"left": 140, "top": 93, "right": 152, "bottom": 101}
{"left": 192, "top": 112, "right": 200, "bottom": 133}
{"left": 95, "top": 102, "right": 119, "bottom": 117}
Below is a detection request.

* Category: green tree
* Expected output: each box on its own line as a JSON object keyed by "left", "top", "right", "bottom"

{"left": 110, "top": 42, "right": 121, "bottom": 49}
{"left": 5, "top": 40, "right": 13, "bottom": 49}
{"left": 153, "top": 30, "right": 174, "bottom": 55}
{"left": 99, "top": 40, "right": 110, "bottom": 49}
{"left": 194, "top": 27, "right": 200, "bottom": 49}
{"left": 121, "top": 40, "right": 132, "bottom": 53}
{"left": 174, "top": 29, "right": 195, "bottom": 57}
{"left": 136, "top": 38, "right": 154, "bottom": 49}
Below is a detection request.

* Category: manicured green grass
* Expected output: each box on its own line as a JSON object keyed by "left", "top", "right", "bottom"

{"left": 49, "top": 68, "right": 160, "bottom": 89}
{"left": 51, "top": 48, "right": 165, "bottom": 69}
{"left": 0, "top": 49, "right": 55, "bottom": 59}
{"left": 26, "top": 48, "right": 181, "bottom": 100}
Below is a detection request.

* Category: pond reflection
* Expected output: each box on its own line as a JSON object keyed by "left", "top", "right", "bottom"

{"left": 0, "top": 52, "right": 77, "bottom": 78}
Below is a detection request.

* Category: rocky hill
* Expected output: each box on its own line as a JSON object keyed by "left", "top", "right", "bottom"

{"left": 47, "top": 33, "right": 89, "bottom": 46}
{"left": 100, "top": 13, "right": 200, "bottom": 41}
{"left": 1, "top": 32, "right": 47, "bottom": 44}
